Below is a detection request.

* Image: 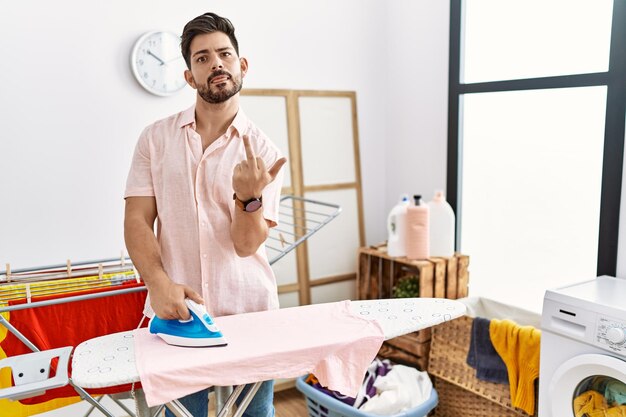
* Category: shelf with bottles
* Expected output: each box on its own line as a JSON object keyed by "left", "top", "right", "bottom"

{"left": 356, "top": 244, "right": 469, "bottom": 301}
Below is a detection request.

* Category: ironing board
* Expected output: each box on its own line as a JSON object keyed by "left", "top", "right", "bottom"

{"left": 69, "top": 298, "right": 465, "bottom": 417}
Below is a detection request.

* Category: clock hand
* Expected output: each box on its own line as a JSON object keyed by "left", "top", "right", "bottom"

{"left": 147, "top": 50, "right": 166, "bottom": 66}
{"left": 164, "top": 56, "right": 183, "bottom": 64}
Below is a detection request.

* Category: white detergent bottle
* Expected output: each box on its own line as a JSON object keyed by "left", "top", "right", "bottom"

{"left": 427, "top": 190, "right": 455, "bottom": 257}
{"left": 387, "top": 194, "right": 410, "bottom": 257}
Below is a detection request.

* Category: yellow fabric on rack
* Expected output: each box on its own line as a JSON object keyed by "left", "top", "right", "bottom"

{"left": 0, "top": 270, "right": 138, "bottom": 303}
{"left": 0, "top": 270, "right": 136, "bottom": 417}
{"left": 490, "top": 319, "right": 541, "bottom": 415}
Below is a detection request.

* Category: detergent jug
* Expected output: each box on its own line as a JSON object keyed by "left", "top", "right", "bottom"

{"left": 406, "top": 195, "right": 430, "bottom": 260}
{"left": 427, "top": 190, "right": 455, "bottom": 257}
{"left": 387, "top": 194, "right": 410, "bottom": 257}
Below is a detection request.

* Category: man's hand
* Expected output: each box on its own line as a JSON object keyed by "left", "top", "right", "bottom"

{"left": 149, "top": 279, "right": 204, "bottom": 320}
{"left": 232, "top": 135, "right": 287, "bottom": 200}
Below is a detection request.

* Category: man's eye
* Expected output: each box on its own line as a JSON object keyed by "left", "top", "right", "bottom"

{"left": 222, "top": 52, "right": 231, "bottom": 57}
{"left": 197, "top": 56, "right": 207, "bottom": 63}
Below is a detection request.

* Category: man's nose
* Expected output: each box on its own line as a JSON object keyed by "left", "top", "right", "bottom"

{"left": 211, "top": 56, "right": 223, "bottom": 70}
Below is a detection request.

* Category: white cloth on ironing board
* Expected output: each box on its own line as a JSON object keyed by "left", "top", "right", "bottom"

{"left": 134, "top": 300, "right": 385, "bottom": 407}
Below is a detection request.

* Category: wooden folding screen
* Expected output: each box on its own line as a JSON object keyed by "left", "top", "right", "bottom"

{"left": 240, "top": 89, "right": 365, "bottom": 307}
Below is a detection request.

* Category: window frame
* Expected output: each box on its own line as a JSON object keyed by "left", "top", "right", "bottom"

{"left": 447, "top": 0, "right": 626, "bottom": 276}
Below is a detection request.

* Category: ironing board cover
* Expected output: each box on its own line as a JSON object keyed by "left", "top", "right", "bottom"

{"left": 72, "top": 298, "right": 465, "bottom": 407}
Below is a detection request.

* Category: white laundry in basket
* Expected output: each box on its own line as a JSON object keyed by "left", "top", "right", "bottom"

{"left": 359, "top": 365, "right": 433, "bottom": 415}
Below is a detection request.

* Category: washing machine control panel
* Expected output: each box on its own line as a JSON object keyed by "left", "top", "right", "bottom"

{"left": 597, "top": 316, "right": 626, "bottom": 353}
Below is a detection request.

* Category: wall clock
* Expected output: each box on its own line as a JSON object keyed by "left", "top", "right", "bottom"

{"left": 130, "top": 31, "right": 187, "bottom": 96}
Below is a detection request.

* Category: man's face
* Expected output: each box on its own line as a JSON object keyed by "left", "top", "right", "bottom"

{"left": 184, "top": 32, "right": 247, "bottom": 104}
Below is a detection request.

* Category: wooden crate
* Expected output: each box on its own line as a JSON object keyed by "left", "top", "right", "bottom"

{"left": 356, "top": 246, "right": 470, "bottom": 370}
{"left": 378, "top": 330, "right": 432, "bottom": 370}
{"left": 356, "top": 246, "right": 469, "bottom": 300}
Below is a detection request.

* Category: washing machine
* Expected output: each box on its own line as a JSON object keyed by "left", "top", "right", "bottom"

{"left": 539, "top": 276, "right": 626, "bottom": 417}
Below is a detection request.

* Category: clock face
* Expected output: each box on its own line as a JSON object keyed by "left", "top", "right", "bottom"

{"left": 131, "top": 31, "right": 188, "bottom": 96}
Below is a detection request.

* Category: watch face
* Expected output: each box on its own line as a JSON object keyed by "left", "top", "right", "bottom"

{"left": 244, "top": 199, "right": 263, "bottom": 212}
{"left": 131, "top": 31, "right": 187, "bottom": 96}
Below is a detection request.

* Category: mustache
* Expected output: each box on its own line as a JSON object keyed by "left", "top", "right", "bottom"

{"left": 207, "top": 70, "right": 232, "bottom": 84}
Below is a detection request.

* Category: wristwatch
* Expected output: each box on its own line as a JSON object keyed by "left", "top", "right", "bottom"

{"left": 233, "top": 193, "right": 263, "bottom": 212}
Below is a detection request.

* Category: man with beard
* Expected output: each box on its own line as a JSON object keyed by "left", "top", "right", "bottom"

{"left": 124, "top": 12, "right": 286, "bottom": 417}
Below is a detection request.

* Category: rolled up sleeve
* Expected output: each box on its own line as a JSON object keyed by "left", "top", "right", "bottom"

{"left": 124, "top": 128, "right": 155, "bottom": 198}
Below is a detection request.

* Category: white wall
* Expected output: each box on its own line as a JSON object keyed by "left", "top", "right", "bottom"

{"left": 385, "top": 0, "right": 450, "bottom": 209}
{"left": 0, "top": 0, "right": 390, "bottom": 271}
{"left": 0, "top": 0, "right": 454, "bottom": 270}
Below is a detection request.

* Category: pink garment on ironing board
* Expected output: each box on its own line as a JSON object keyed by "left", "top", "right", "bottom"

{"left": 134, "top": 300, "right": 385, "bottom": 407}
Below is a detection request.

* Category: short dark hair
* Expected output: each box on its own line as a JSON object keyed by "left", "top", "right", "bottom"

{"left": 181, "top": 12, "right": 239, "bottom": 69}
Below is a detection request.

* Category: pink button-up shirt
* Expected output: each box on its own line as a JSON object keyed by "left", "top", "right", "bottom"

{"left": 125, "top": 105, "right": 283, "bottom": 317}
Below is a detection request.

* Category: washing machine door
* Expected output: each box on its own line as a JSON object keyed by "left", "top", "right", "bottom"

{"left": 549, "top": 353, "right": 626, "bottom": 417}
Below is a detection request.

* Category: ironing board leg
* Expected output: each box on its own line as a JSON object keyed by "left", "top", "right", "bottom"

{"left": 110, "top": 393, "right": 139, "bottom": 417}
{"left": 215, "top": 385, "right": 233, "bottom": 413}
{"left": 151, "top": 404, "right": 166, "bottom": 417}
{"left": 133, "top": 388, "right": 162, "bottom": 417}
{"left": 80, "top": 392, "right": 104, "bottom": 417}
{"left": 231, "top": 382, "right": 262, "bottom": 417}
{"left": 216, "top": 384, "right": 246, "bottom": 417}
{"left": 71, "top": 383, "right": 117, "bottom": 417}
{"left": 165, "top": 399, "right": 195, "bottom": 417}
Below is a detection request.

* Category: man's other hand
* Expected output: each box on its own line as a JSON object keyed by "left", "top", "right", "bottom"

{"left": 232, "top": 134, "right": 287, "bottom": 200}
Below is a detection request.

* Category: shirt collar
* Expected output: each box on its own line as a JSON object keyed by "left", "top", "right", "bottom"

{"left": 178, "top": 105, "right": 248, "bottom": 138}
{"left": 230, "top": 109, "right": 248, "bottom": 137}
{"left": 178, "top": 105, "right": 196, "bottom": 129}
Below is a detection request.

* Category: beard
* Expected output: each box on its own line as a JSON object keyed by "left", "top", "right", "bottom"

{"left": 197, "top": 70, "right": 243, "bottom": 104}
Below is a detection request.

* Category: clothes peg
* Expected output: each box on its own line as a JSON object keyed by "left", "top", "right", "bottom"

{"left": 121, "top": 250, "right": 126, "bottom": 267}
{"left": 279, "top": 233, "right": 287, "bottom": 248}
{"left": 133, "top": 267, "right": 141, "bottom": 284}
{"left": 5, "top": 263, "right": 11, "bottom": 283}
{"left": 67, "top": 259, "right": 72, "bottom": 278}
{"left": 25, "top": 284, "right": 32, "bottom": 304}
{"left": 98, "top": 264, "right": 103, "bottom": 280}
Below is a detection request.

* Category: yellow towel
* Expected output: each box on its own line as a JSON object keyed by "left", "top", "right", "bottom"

{"left": 490, "top": 319, "right": 541, "bottom": 415}
{"left": 574, "top": 390, "right": 608, "bottom": 417}
{"left": 589, "top": 405, "right": 626, "bottom": 417}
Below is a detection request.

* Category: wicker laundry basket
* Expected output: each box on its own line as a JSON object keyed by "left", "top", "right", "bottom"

{"left": 427, "top": 316, "right": 534, "bottom": 417}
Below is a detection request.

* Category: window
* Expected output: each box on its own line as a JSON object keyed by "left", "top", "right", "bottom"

{"left": 448, "top": 0, "right": 626, "bottom": 311}
{"left": 463, "top": 0, "right": 613, "bottom": 83}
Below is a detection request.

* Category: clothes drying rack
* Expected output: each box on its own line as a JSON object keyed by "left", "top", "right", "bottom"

{"left": 0, "top": 195, "right": 341, "bottom": 417}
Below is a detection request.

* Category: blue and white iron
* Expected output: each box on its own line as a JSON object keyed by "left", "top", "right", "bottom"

{"left": 149, "top": 299, "right": 227, "bottom": 347}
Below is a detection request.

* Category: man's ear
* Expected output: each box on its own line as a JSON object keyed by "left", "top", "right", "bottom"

{"left": 240, "top": 57, "right": 249, "bottom": 78}
{"left": 184, "top": 70, "right": 197, "bottom": 89}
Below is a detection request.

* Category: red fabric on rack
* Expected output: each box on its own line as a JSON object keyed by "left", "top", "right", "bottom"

{"left": 1, "top": 281, "right": 148, "bottom": 404}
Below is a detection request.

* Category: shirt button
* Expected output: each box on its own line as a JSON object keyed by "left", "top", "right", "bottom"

{"left": 201, "top": 221, "right": 207, "bottom": 227}
{"left": 202, "top": 254, "right": 207, "bottom": 258}
{"left": 203, "top": 283, "right": 208, "bottom": 288}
